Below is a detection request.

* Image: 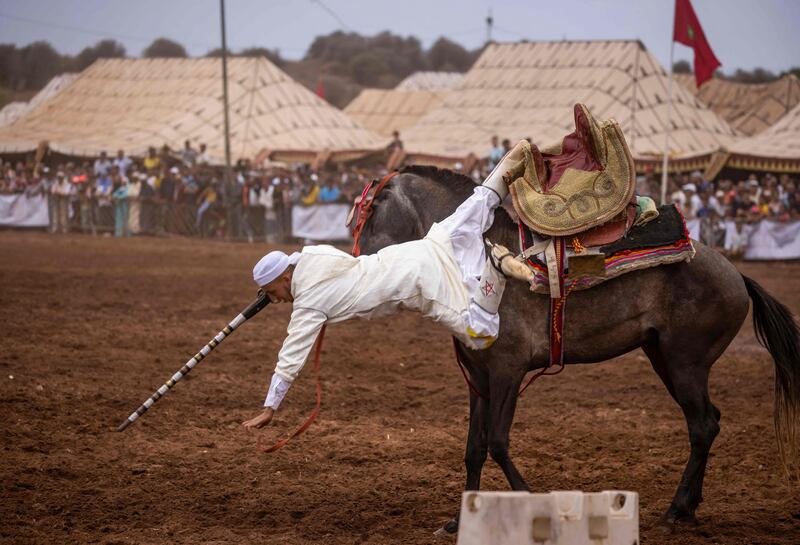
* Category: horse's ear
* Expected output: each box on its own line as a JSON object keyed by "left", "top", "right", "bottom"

{"left": 345, "top": 195, "right": 362, "bottom": 227}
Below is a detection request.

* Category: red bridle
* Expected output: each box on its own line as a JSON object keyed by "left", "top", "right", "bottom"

{"left": 349, "top": 171, "right": 399, "bottom": 257}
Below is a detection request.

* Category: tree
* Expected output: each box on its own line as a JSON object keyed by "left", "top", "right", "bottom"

{"left": 0, "top": 44, "right": 20, "bottom": 88}
{"left": 780, "top": 67, "right": 800, "bottom": 80}
{"left": 74, "top": 39, "right": 126, "bottom": 71}
{"left": 205, "top": 47, "right": 233, "bottom": 58}
{"left": 672, "top": 60, "right": 691, "bottom": 74}
{"left": 427, "top": 37, "right": 476, "bottom": 72}
{"left": 239, "top": 47, "right": 284, "bottom": 67}
{"left": 306, "top": 31, "right": 368, "bottom": 65}
{"left": 142, "top": 38, "right": 188, "bottom": 58}
{"left": 17, "top": 41, "right": 66, "bottom": 89}
{"left": 348, "top": 51, "right": 389, "bottom": 86}
{"left": 723, "top": 67, "right": 777, "bottom": 83}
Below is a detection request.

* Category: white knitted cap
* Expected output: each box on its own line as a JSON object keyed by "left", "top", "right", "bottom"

{"left": 253, "top": 251, "right": 301, "bottom": 286}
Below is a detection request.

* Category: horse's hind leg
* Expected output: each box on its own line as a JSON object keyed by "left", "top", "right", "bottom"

{"left": 645, "top": 338, "right": 727, "bottom": 532}
{"left": 438, "top": 391, "right": 490, "bottom": 536}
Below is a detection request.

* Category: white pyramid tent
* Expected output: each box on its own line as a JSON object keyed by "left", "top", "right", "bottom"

{"left": 402, "top": 40, "right": 739, "bottom": 170}
{"left": 676, "top": 74, "right": 800, "bottom": 137}
{"left": 0, "top": 58, "right": 385, "bottom": 164}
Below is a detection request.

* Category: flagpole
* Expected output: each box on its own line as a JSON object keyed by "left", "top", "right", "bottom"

{"left": 660, "top": 6, "right": 677, "bottom": 206}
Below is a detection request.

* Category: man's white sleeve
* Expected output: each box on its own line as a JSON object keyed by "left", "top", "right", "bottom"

{"left": 263, "top": 306, "right": 327, "bottom": 409}
{"left": 264, "top": 374, "right": 292, "bottom": 409}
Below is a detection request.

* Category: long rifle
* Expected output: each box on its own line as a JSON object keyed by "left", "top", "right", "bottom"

{"left": 116, "top": 291, "right": 270, "bottom": 432}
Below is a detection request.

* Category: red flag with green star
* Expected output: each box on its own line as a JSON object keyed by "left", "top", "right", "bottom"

{"left": 673, "top": 0, "right": 721, "bottom": 87}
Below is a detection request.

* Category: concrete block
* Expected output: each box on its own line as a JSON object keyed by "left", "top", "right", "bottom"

{"left": 456, "top": 490, "right": 639, "bottom": 545}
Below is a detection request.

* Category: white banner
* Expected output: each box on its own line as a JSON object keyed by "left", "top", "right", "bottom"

{"left": 743, "top": 220, "right": 800, "bottom": 261}
{"left": 291, "top": 203, "right": 351, "bottom": 241}
{"left": 0, "top": 194, "right": 50, "bottom": 227}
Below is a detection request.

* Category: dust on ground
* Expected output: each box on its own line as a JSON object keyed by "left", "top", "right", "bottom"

{"left": 1, "top": 231, "right": 798, "bottom": 544}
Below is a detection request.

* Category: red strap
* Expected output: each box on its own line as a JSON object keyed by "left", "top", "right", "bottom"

{"left": 257, "top": 325, "right": 326, "bottom": 453}
{"left": 351, "top": 171, "right": 399, "bottom": 256}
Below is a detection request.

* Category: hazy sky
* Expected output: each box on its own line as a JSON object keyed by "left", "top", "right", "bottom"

{"left": 1, "top": 0, "right": 798, "bottom": 74}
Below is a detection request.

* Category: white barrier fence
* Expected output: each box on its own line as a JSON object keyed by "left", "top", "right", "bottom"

{"left": 0, "top": 194, "right": 50, "bottom": 227}
{"left": 456, "top": 490, "right": 639, "bottom": 545}
{"left": 5, "top": 195, "right": 800, "bottom": 259}
{"left": 686, "top": 217, "right": 800, "bottom": 260}
{"left": 291, "top": 203, "right": 351, "bottom": 241}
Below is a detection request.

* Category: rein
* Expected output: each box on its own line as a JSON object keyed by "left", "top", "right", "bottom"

{"left": 351, "top": 171, "right": 399, "bottom": 257}
{"left": 258, "top": 325, "right": 325, "bottom": 453}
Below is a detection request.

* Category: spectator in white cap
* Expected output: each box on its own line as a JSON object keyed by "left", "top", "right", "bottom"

{"left": 242, "top": 142, "right": 535, "bottom": 430}
{"left": 682, "top": 183, "right": 699, "bottom": 219}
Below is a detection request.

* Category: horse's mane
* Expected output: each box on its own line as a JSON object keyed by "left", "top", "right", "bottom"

{"left": 399, "top": 164, "right": 516, "bottom": 235}
{"left": 400, "top": 164, "right": 478, "bottom": 194}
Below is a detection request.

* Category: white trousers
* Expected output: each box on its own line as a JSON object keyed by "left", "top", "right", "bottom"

{"left": 437, "top": 186, "right": 503, "bottom": 348}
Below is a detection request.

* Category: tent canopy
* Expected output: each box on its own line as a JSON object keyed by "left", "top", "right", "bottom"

{"left": 0, "top": 74, "right": 77, "bottom": 128}
{"left": 722, "top": 101, "right": 800, "bottom": 172}
{"left": 677, "top": 74, "right": 800, "bottom": 136}
{"left": 395, "top": 71, "right": 464, "bottom": 91}
{"left": 402, "top": 40, "right": 738, "bottom": 164}
{"left": 344, "top": 88, "right": 449, "bottom": 137}
{"left": 0, "top": 58, "right": 385, "bottom": 164}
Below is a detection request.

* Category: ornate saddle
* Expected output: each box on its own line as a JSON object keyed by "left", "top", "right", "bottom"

{"left": 505, "top": 104, "right": 636, "bottom": 239}
{"left": 495, "top": 105, "right": 689, "bottom": 371}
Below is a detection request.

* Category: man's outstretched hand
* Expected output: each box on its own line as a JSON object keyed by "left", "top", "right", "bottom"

{"left": 242, "top": 407, "right": 274, "bottom": 429}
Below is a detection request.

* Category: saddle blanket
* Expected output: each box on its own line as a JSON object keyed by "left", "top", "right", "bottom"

{"left": 521, "top": 204, "right": 695, "bottom": 295}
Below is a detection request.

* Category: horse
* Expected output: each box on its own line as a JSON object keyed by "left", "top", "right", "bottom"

{"left": 354, "top": 165, "right": 800, "bottom": 535}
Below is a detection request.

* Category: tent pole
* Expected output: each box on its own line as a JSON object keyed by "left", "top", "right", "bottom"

{"left": 660, "top": 28, "right": 676, "bottom": 205}
{"left": 219, "top": 0, "right": 234, "bottom": 237}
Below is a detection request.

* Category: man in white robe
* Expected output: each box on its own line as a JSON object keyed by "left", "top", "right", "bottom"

{"left": 242, "top": 143, "right": 532, "bottom": 429}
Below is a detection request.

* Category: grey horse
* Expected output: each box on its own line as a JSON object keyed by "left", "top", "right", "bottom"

{"left": 355, "top": 165, "right": 800, "bottom": 534}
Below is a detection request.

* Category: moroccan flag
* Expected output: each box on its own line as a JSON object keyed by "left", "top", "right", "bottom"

{"left": 673, "top": 0, "right": 721, "bottom": 87}
{"left": 315, "top": 76, "right": 326, "bottom": 100}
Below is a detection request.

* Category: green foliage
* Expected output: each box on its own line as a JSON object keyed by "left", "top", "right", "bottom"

{"left": 720, "top": 67, "right": 778, "bottom": 84}
{"left": 204, "top": 47, "right": 233, "bottom": 58}
{"left": 239, "top": 47, "right": 284, "bottom": 67}
{"left": 306, "top": 30, "right": 428, "bottom": 84}
{"left": 428, "top": 37, "right": 478, "bottom": 72}
{"left": 74, "top": 40, "right": 126, "bottom": 71}
{"left": 348, "top": 51, "right": 390, "bottom": 86}
{"left": 672, "top": 60, "right": 692, "bottom": 74}
{"left": 0, "top": 41, "right": 68, "bottom": 90}
{"left": 142, "top": 38, "right": 188, "bottom": 59}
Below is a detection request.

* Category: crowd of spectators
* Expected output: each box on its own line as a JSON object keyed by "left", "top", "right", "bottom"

{"left": 635, "top": 169, "right": 800, "bottom": 254}
{"left": 0, "top": 141, "right": 382, "bottom": 242}
{"left": 3, "top": 135, "right": 799, "bottom": 254}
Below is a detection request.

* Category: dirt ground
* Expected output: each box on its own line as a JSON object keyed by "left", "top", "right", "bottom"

{"left": 1, "top": 231, "right": 798, "bottom": 545}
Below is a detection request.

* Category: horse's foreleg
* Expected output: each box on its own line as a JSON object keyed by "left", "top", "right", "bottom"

{"left": 487, "top": 373, "right": 530, "bottom": 491}
{"left": 438, "top": 391, "right": 490, "bottom": 536}
{"left": 465, "top": 391, "right": 490, "bottom": 489}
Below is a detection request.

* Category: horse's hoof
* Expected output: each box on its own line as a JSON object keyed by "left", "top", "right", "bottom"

{"left": 657, "top": 513, "right": 698, "bottom": 534}
{"left": 656, "top": 517, "right": 676, "bottom": 534}
{"left": 433, "top": 518, "right": 458, "bottom": 538}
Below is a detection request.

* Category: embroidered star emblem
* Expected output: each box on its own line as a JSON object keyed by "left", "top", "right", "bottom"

{"left": 482, "top": 281, "right": 495, "bottom": 297}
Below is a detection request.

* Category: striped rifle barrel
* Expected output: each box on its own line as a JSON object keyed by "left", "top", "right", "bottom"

{"left": 117, "top": 291, "right": 270, "bottom": 432}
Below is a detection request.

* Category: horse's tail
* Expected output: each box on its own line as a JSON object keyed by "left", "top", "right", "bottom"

{"left": 743, "top": 275, "right": 800, "bottom": 479}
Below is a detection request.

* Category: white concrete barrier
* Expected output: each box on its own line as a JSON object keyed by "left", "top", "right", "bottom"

{"left": 456, "top": 490, "right": 639, "bottom": 545}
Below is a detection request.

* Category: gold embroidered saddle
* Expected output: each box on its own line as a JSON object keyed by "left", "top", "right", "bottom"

{"left": 504, "top": 104, "right": 636, "bottom": 237}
